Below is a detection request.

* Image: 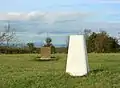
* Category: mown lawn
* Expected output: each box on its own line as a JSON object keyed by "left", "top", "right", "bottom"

{"left": 0, "top": 53, "right": 120, "bottom": 88}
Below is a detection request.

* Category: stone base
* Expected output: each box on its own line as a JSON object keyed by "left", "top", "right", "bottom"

{"left": 39, "top": 58, "right": 51, "bottom": 61}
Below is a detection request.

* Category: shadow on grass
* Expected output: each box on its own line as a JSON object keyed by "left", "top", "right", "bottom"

{"left": 65, "top": 69, "right": 105, "bottom": 78}
{"left": 91, "top": 69, "right": 104, "bottom": 74}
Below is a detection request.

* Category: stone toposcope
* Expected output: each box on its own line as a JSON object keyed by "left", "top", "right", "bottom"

{"left": 40, "top": 47, "right": 51, "bottom": 60}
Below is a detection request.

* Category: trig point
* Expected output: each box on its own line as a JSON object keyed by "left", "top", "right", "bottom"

{"left": 66, "top": 35, "right": 89, "bottom": 76}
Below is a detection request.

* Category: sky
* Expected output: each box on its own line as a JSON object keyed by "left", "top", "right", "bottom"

{"left": 0, "top": 0, "right": 120, "bottom": 45}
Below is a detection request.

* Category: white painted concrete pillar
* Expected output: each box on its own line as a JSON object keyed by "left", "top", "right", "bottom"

{"left": 66, "top": 35, "right": 89, "bottom": 76}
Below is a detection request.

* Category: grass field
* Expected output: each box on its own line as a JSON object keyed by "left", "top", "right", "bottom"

{"left": 0, "top": 53, "right": 120, "bottom": 88}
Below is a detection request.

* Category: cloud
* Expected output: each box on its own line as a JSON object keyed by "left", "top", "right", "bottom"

{"left": 0, "top": 11, "right": 120, "bottom": 44}
{"left": 0, "top": 11, "right": 92, "bottom": 34}
{"left": 0, "top": 12, "right": 27, "bottom": 20}
{"left": 0, "top": 11, "right": 92, "bottom": 23}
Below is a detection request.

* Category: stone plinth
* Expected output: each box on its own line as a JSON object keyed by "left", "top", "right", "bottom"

{"left": 40, "top": 47, "right": 51, "bottom": 60}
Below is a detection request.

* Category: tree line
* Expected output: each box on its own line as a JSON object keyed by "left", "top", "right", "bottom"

{"left": 0, "top": 24, "right": 120, "bottom": 54}
{"left": 85, "top": 30, "right": 120, "bottom": 53}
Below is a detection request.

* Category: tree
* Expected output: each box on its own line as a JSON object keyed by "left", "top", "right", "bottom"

{"left": 87, "top": 31, "right": 120, "bottom": 53}
{"left": 0, "top": 32, "right": 6, "bottom": 45}
{"left": 94, "top": 32, "right": 108, "bottom": 53}
{"left": 87, "top": 32, "right": 97, "bottom": 52}
{"left": 83, "top": 29, "right": 92, "bottom": 52}
{"left": 27, "top": 43, "right": 35, "bottom": 53}
{"left": 4, "top": 22, "right": 15, "bottom": 46}
{"left": 84, "top": 29, "right": 91, "bottom": 39}
{"left": 0, "top": 22, "right": 15, "bottom": 46}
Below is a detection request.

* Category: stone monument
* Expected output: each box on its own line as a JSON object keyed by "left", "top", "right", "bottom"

{"left": 66, "top": 35, "right": 89, "bottom": 76}
{"left": 40, "top": 37, "right": 55, "bottom": 60}
{"left": 40, "top": 47, "right": 51, "bottom": 60}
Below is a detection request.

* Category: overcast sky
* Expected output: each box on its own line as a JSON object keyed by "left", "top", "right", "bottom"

{"left": 0, "top": 0, "right": 120, "bottom": 44}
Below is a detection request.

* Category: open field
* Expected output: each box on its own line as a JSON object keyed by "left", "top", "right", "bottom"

{"left": 0, "top": 53, "right": 120, "bottom": 88}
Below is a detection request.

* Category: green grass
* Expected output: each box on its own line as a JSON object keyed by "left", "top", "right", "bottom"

{"left": 0, "top": 53, "right": 120, "bottom": 88}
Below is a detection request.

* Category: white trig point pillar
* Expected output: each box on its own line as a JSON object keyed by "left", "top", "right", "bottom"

{"left": 66, "top": 35, "right": 89, "bottom": 76}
